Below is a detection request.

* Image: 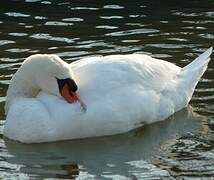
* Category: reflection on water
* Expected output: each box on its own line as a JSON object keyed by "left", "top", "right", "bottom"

{"left": 0, "top": 0, "right": 214, "bottom": 179}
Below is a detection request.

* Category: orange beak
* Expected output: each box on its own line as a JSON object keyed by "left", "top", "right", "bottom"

{"left": 61, "top": 83, "right": 87, "bottom": 111}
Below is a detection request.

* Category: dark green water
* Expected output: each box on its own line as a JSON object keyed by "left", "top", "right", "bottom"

{"left": 0, "top": 0, "right": 214, "bottom": 179}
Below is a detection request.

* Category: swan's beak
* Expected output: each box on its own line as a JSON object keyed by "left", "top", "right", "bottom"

{"left": 58, "top": 79, "right": 87, "bottom": 111}
{"left": 61, "top": 83, "right": 79, "bottom": 103}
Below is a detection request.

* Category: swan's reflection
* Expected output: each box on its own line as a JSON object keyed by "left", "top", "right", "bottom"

{"left": 3, "top": 107, "right": 207, "bottom": 179}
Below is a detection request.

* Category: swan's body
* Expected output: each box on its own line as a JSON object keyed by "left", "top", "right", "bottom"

{"left": 4, "top": 48, "right": 213, "bottom": 143}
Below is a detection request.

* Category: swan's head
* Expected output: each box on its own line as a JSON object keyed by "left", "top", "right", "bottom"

{"left": 7, "top": 54, "right": 85, "bottom": 110}
{"left": 27, "top": 54, "right": 80, "bottom": 102}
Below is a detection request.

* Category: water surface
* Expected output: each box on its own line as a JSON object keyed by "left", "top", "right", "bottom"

{"left": 0, "top": 0, "right": 214, "bottom": 179}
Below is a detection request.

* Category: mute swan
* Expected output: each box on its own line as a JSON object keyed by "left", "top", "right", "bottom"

{"left": 4, "top": 48, "right": 213, "bottom": 143}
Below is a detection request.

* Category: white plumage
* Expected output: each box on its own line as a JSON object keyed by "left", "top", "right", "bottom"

{"left": 4, "top": 47, "right": 213, "bottom": 143}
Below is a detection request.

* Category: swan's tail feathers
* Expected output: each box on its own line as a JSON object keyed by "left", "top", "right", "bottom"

{"left": 178, "top": 47, "right": 213, "bottom": 107}
{"left": 183, "top": 47, "right": 213, "bottom": 72}
{"left": 181, "top": 47, "right": 212, "bottom": 81}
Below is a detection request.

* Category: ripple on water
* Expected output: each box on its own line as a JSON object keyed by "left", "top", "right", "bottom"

{"left": 56, "top": 51, "right": 90, "bottom": 58}
{"left": 198, "top": 33, "right": 214, "bottom": 40}
{"left": 5, "top": 48, "right": 31, "bottom": 53}
{"left": 41, "top": 1, "right": 51, "bottom": 4}
{"left": 0, "top": 40, "right": 15, "bottom": 46}
{"left": 77, "top": 40, "right": 97, "bottom": 45}
{"left": 167, "top": 38, "right": 188, "bottom": 42}
{"left": 57, "top": 2, "right": 70, "bottom": 6}
{"left": 76, "top": 40, "right": 114, "bottom": 49}
{"left": 4, "top": 12, "right": 30, "bottom": 18}
{"left": 160, "top": 21, "right": 168, "bottom": 24}
{"left": 182, "top": 20, "right": 214, "bottom": 25}
{"left": 121, "top": 40, "right": 141, "bottom": 43}
{"left": 125, "top": 160, "right": 170, "bottom": 179}
{"left": 204, "top": 11, "right": 214, "bottom": 18}
{"left": 125, "top": 23, "right": 147, "bottom": 27}
{"left": 145, "top": 43, "right": 196, "bottom": 49}
{"left": 70, "top": 7, "right": 99, "bottom": 11}
{"left": 106, "top": 28, "right": 159, "bottom": 37}
{"left": 96, "top": 25, "right": 118, "bottom": 30}
{"left": 30, "top": 33, "right": 78, "bottom": 43}
{"left": 18, "top": 23, "right": 26, "bottom": 26}
{"left": 151, "top": 54, "right": 173, "bottom": 59}
{"left": 44, "top": 21, "right": 73, "bottom": 26}
{"left": 182, "top": 26, "right": 207, "bottom": 30}
{"left": 172, "top": 11, "right": 200, "bottom": 17}
{"left": 129, "top": 14, "right": 147, "bottom": 18}
{"left": 34, "top": 16, "right": 47, "bottom": 20}
{"left": 97, "top": 44, "right": 144, "bottom": 54}
{"left": 8, "top": 33, "right": 28, "bottom": 37}
{"left": 100, "top": 16, "right": 124, "bottom": 20}
{"left": 156, "top": 134, "right": 214, "bottom": 178}
{"left": 62, "top": 17, "right": 84, "bottom": 22}
{"left": 103, "top": 5, "right": 125, "bottom": 9}
{"left": 25, "top": 0, "right": 41, "bottom": 2}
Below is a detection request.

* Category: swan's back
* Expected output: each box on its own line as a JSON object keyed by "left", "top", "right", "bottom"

{"left": 71, "top": 54, "right": 181, "bottom": 95}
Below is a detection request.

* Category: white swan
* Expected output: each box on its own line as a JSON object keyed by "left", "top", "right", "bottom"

{"left": 4, "top": 48, "right": 213, "bottom": 143}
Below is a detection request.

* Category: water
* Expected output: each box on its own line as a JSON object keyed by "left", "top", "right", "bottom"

{"left": 0, "top": 0, "right": 214, "bottom": 179}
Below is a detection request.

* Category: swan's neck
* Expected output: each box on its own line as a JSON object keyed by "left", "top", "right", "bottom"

{"left": 5, "top": 54, "right": 72, "bottom": 114}
{"left": 5, "top": 71, "right": 40, "bottom": 114}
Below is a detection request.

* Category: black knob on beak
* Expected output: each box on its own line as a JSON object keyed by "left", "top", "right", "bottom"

{"left": 57, "top": 78, "right": 78, "bottom": 94}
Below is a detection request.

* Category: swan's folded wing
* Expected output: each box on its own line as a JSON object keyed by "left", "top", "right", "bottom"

{"left": 131, "top": 54, "right": 181, "bottom": 92}
{"left": 70, "top": 54, "right": 181, "bottom": 94}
